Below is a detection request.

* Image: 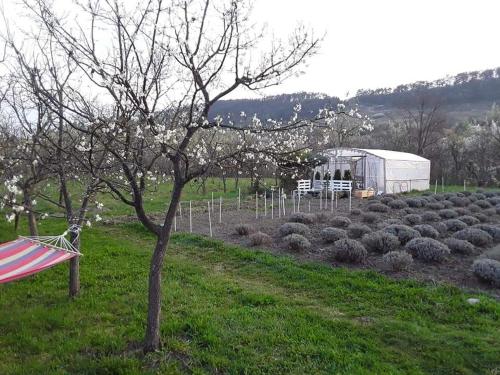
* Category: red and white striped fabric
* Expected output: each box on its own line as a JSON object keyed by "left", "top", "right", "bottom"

{"left": 0, "top": 238, "right": 76, "bottom": 284}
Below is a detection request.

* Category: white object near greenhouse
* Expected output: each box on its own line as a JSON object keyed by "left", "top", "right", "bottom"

{"left": 312, "top": 148, "right": 431, "bottom": 195}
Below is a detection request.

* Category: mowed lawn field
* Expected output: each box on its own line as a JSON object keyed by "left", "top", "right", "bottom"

{"left": 0, "top": 218, "right": 499, "bottom": 375}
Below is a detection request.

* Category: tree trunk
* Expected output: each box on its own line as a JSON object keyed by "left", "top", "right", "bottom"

{"left": 14, "top": 213, "right": 19, "bottom": 232}
{"left": 222, "top": 175, "right": 227, "bottom": 193}
{"left": 23, "top": 189, "right": 38, "bottom": 236}
{"left": 234, "top": 176, "right": 239, "bottom": 189}
{"left": 143, "top": 180, "right": 183, "bottom": 353}
{"left": 69, "top": 231, "right": 80, "bottom": 297}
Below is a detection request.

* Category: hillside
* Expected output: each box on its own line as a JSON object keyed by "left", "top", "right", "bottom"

{"left": 210, "top": 67, "right": 500, "bottom": 123}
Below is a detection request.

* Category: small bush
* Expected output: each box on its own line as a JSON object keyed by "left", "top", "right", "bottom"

{"left": 332, "top": 239, "right": 367, "bottom": 263}
{"left": 475, "top": 200, "right": 492, "bottom": 209}
{"left": 330, "top": 216, "right": 352, "bottom": 228}
{"left": 403, "top": 214, "right": 422, "bottom": 226}
{"left": 404, "top": 207, "right": 418, "bottom": 215}
{"left": 284, "top": 234, "right": 311, "bottom": 252}
{"left": 427, "top": 202, "right": 445, "bottom": 210}
{"left": 433, "top": 194, "right": 446, "bottom": 201}
{"left": 347, "top": 223, "right": 372, "bottom": 239}
{"left": 405, "top": 198, "right": 426, "bottom": 208}
{"left": 468, "top": 204, "right": 481, "bottom": 213}
{"left": 350, "top": 208, "right": 362, "bottom": 216}
{"left": 289, "top": 212, "right": 316, "bottom": 224}
{"left": 279, "top": 222, "right": 310, "bottom": 237}
{"left": 473, "top": 213, "right": 488, "bottom": 223}
{"left": 448, "top": 196, "right": 470, "bottom": 207}
{"left": 405, "top": 237, "right": 450, "bottom": 262}
{"left": 377, "top": 218, "right": 403, "bottom": 229}
{"left": 457, "top": 215, "right": 480, "bottom": 226}
{"left": 472, "top": 224, "right": 500, "bottom": 241}
{"left": 484, "top": 208, "right": 496, "bottom": 217}
{"left": 362, "top": 231, "right": 400, "bottom": 253}
{"left": 413, "top": 224, "right": 440, "bottom": 239}
{"left": 421, "top": 211, "right": 440, "bottom": 222}
{"left": 380, "top": 196, "right": 394, "bottom": 205}
{"left": 473, "top": 193, "right": 486, "bottom": 200}
{"left": 383, "top": 224, "right": 421, "bottom": 245}
{"left": 235, "top": 224, "right": 255, "bottom": 235}
{"left": 442, "top": 200, "right": 454, "bottom": 208}
{"left": 496, "top": 206, "right": 500, "bottom": 215}
{"left": 321, "top": 227, "right": 347, "bottom": 243}
{"left": 454, "top": 207, "right": 470, "bottom": 216}
{"left": 315, "top": 212, "right": 330, "bottom": 223}
{"left": 444, "top": 238, "right": 475, "bottom": 255}
{"left": 443, "top": 219, "right": 468, "bottom": 233}
{"left": 361, "top": 212, "right": 378, "bottom": 224}
{"left": 248, "top": 232, "right": 273, "bottom": 247}
{"left": 431, "top": 221, "right": 448, "bottom": 235}
{"left": 438, "top": 209, "right": 458, "bottom": 219}
{"left": 452, "top": 228, "right": 493, "bottom": 247}
{"left": 367, "top": 203, "right": 389, "bottom": 213}
{"left": 382, "top": 251, "right": 413, "bottom": 271}
{"left": 487, "top": 197, "right": 500, "bottom": 206}
{"left": 472, "top": 258, "right": 500, "bottom": 286}
{"left": 480, "top": 247, "right": 500, "bottom": 261}
{"left": 388, "top": 199, "right": 408, "bottom": 209}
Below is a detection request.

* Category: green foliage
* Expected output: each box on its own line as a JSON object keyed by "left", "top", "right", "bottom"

{"left": 343, "top": 170, "right": 352, "bottom": 181}
{"left": 333, "top": 169, "right": 341, "bottom": 180}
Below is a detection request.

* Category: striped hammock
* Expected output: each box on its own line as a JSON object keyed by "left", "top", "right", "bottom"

{"left": 0, "top": 232, "right": 82, "bottom": 284}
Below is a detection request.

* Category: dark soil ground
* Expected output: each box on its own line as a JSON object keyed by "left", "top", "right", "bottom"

{"left": 106, "top": 193, "right": 500, "bottom": 298}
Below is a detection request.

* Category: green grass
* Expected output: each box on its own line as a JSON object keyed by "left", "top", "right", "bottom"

{"left": 1, "top": 219, "right": 499, "bottom": 374}
{"left": 33, "top": 177, "right": 275, "bottom": 217}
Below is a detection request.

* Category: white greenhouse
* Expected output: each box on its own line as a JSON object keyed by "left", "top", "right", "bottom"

{"left": 313, "top": 148, "right": 431, "bottom": 194}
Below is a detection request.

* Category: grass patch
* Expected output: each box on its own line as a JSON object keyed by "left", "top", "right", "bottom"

{"left": 0, "top": 219, "right": 499, "bottom": 374}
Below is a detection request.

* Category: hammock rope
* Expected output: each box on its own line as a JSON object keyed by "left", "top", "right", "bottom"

{"left": 0, "top": 226, "right": 83, "bottom": 284}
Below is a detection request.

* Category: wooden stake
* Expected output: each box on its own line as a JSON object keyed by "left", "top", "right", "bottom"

{"left": 238, "top": 188, "right": 241, "bottom": 211}
{"left": 278, "top": 189, "right": 281, "bottom": 218}
{"left": 208, "top": 201, "right": 212, "bottom": 237}
{"left": 441, "top": 176, "right": 444, "bottom": 193}
{"left": 219, "top": 197, "right": 222, "bottom": 224}
{"left": 264, "top": 193, "right": 267, "bottom": 217}
{"left": 189, "top": 200, "right": 192, "bottom": 233}
{"left": 255, "top": 191, "right": 258, "bottom": 219}
{"left": 271, "top": 190, "right": 274, "bottom": 219}
{"left": 298, "top": 192, "right": 301, "bottom": 212}
{"left": 434, "top": 179, "right": 438, "bottom": 194}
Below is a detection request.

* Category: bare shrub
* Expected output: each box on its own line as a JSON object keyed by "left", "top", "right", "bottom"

{"left": 350, "top": 208, "right": 362, "bottom": 216}
{"left": 431, "top": 221, "right": 448, "bottom": 235}
{"left": 484, "top": 208, "right": 496, "bottom": 217}
{"left": 279, "top": 222, "right": 310, "bottom": 237}
{"left": 442, "top": 200, "right": 454, "bottom": 208}
{"left": 315, "top": 212, "right": 330, "bottom": 223}
{"left": 347, "top": 223, "right": 372, "bottom": 239}
{"left": 388, "top": 199, "right": 408, "bottom": 209}
{"left": 383, "top": 224, "right": 421, "bottom": 244}
{"left": 427, "top": 202, "right": 445, "bottom": 210}
{"left": 473, "top": 213, "right": 488, "bottom": 223}
{"left": 403, "top": 214, "right": 422, "bottom": 226}
{"left": 475, "top": 200, "right": 492, "bottom": 209}
{"left": 405, "top": 237, "right": 450, "bottom": 262}
{"left": 405, "top": 198, "right": 426, "bottom": 208}
{"left": 444, "top": 238, "right": 475, "bottom": 255}
{"left": 468, "top": 204, "right": 481, "bottom": 213}
{"left": 248, "top": 232, "right": 273, "bottom": 247}
{"left": 438, "top": 209, "right": 458, "bottom": 219}
{"left": 362, "top": 231, "right": 400, "bottom": 253}
{"left": 472, "top": 258, "right": 500, "bottom": 286}
{"left": 480, "top": 247, "right": 500, "bottom": 261}
{"left": 413, "top": 224, "right": 440, "bottom": 239}
{"left": 487, "top": 197, "right": 500, "bottom": 205}
{"left": 321, "top": 227, "right": 347, "bottom": 243}
{"left": 383, "top": 251, "right": 414, "bottom": 271}
{"left": 235, "top": 224, "right": 255, "bottom": 236}
{"left": 472, "top": 224, "right": 500, "bottom": 241}
{"left": 361, "top": 212, "right": 378, "bottom": 224}
{"left": 330, "top": 216, "right": 352, "bottom": 228}
{"left": 452, "top": 228, "right": 493, "bottom": 247}
{"left": 473, "top": 193, "right": 486, "bottom": 200}
{"left": 377, "top": 218, "right": 403, "bottom": 229}
{"left": 421, "top": 211, "right": 440, "bottom": 222}
{"left": 290, "top": 212, "right": 316, "bottom": 224}
{"left": 448, "top": 196, "right": 470, "bottom": 207}
{"left": 367, "top": 203, "right": 389, "bottom": 213}
{"left": 457, "top": 215, "right": 480, "bottom": 226}
{"left": 443, "top": 219, "right": 468, "bottom": 233}
{"left": 332, "top": 239, "right": 367, "bottom": 263}
{"left": 453, "top": 208, "right": 470, "bottom": 216}
{"left": 284, "top": 234, "right": 311, "bottom": 252}
{"left": 380, "top": 196, "right": 394, "bottom": 205}
{"left": 404, "top": 207, "right": 418, "bottom": 214}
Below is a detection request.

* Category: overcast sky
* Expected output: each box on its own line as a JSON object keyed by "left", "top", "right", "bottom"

{"left": 3, "top": 0, "right": 499, "bottom": 100}
{"left": 249, "top": 0, "right": 500, "bottom": 99}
